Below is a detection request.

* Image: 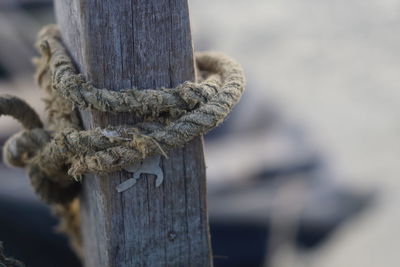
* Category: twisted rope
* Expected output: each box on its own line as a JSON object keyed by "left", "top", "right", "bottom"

{"left": 0, "top": 242, "right": 25, "bottom": 267}
{"left": 1, "top": 24, "right": 244, "bottom": 258}
{"left": 1, "top": 25, "right": 245, "bottom": 205}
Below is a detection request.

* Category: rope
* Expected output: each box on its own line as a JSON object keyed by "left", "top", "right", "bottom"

{"left": 0, "top": 24, "right": 245, "bottom": 205}
{"left": 0, "top": 242, "right": 25, "bottom": 267}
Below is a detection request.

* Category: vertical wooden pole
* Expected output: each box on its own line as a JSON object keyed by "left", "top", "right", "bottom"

{"left": 54, "top": 1, "right": 212, "bottom": 266}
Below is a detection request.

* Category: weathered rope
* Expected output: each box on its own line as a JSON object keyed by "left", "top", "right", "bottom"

{"left": 0, "top": 242, "right": 25, "bottom": 267}
{"left": 1, "top": 24, "right": 245, "bottom": 205}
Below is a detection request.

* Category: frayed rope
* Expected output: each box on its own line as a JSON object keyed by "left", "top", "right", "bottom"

{"left": 0, "top": 24, "right": 245, "bottom": 205}
{"left": 0, "top": 242, "right": 25, "bottom": 267}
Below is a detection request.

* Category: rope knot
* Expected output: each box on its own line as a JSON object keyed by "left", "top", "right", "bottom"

{"left": 3, "top": 129, "right": 51, "bottom": 168}
{"left": 0, "top": 24, "right": 245, "bottom": 205}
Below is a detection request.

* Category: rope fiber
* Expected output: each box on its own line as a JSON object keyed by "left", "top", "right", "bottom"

{"left": 0, "top": 24, "right": 245, "bottom": 255}
{"left": 0, "top": 242, "right": 25, "bottom": 267}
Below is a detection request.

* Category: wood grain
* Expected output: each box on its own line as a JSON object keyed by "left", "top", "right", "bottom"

{"left": 54, "top": 1, "right": 212, "bottom": 266}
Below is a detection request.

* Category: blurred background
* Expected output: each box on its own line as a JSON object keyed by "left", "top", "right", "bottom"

{"left": 0, "top": 0, "right": 398, "bottom": 266}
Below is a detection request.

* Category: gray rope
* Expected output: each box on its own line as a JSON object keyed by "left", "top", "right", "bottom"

{"left": 1, "top": 24, "right": 245, "bottom": 205}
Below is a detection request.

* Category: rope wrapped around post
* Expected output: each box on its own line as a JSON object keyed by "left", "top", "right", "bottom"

{"left": 0, "top": 25, "right": 245, "bottom": 205}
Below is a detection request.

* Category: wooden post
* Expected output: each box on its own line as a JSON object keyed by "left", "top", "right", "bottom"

{"left": 54, "top": 1, "right": 212, "bottom": 266}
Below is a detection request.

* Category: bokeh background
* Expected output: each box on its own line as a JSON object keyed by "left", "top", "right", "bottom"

{"left": 0, "top": 0, "right": 399, "bottom": 266}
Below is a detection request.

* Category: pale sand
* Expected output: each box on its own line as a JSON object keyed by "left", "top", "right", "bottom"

{"left": 190, "top": 1, "right": 400, "bottom": 266}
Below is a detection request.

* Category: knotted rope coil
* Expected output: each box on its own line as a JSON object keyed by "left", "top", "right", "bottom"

{"left": 1, "top": 25, "right": 245, "bottom": 205}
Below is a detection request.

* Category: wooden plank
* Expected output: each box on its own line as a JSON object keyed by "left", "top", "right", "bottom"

{"left": 54, "top": 1, "right": 212, "bottom": 266}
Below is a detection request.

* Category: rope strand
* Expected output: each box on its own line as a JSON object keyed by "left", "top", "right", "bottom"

{"left": 0, "top": 24, "right": 245, "bottom": 258}
{"left": 1, "top": 24, "right": 245, "bottom": 205}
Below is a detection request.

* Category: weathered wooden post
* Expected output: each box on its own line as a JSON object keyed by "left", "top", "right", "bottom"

{"left": 54, "top": 1, "right": 212, "bottom": 266}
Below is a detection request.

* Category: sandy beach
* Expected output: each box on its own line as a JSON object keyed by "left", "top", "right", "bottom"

{"left": 190, "top": 1, "right": 400, "bottom": 266}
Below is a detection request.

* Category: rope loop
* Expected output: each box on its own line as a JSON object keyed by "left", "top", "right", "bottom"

{"left": 0, "top": 24, "right": 245, "bottom": 204}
